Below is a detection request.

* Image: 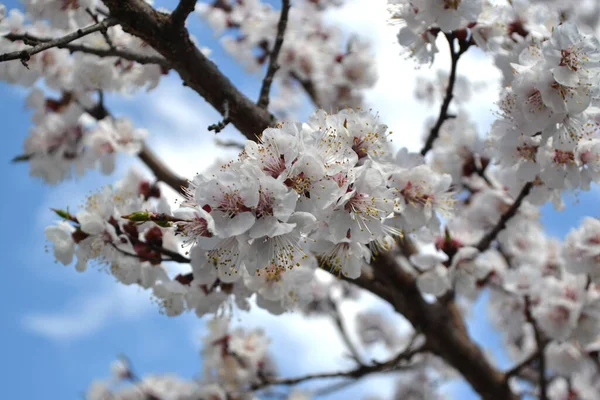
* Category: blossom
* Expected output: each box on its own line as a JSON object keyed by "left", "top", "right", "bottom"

{"left": 190, "top": 169, "right": 260, "bottom": 237}
{"left": 410, "top": 252, "right": 452, "bottom": 295}
{"left": 563, "top": 217, "right": 600, "bottom": 281}
{"left": 45, "top": 221, "right": 75, "bottom": 265}
{"left": 328, "top": 165, "right": 394, "bottom": 243}
{"left": 542, "top": 22, "right": 600, "bottom": 87}
{"left": 388, "top": 165, "right": 454, "bottom": 231}
{"left": 314, "top": 238, "right": 371, "bottom": 279}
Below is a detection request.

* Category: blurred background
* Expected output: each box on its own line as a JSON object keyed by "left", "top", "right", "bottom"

{"left": 1, "top": 0, "right": 597, "bottom": 398}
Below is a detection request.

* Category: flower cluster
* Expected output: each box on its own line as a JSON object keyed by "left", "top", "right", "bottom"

{"left": 0, "top": 4, "right": 173, "bottom": 182}
{"left": 46, "top": 109, "right": 455, "bottom": 315}
{"left": 21, "top": 0, "right": 100, "bottom": 30}
{"left": 196, "top": 0, "right": 376, "bottom": 110}
{"left": 182, "top": 109, "right": 453, "bottom": 309}
{"left": 488, "top": 22, "right": 600, "bottom": 203}
{"left": 388, "top": 0, "right": 482, "bottom": 63}
{"left": 45, "top": 168, "right": 173, "bottom": 275}
{"left": 85, "top": 318, "right": 305, "bottom": 400}
{"left": 24, "top": 90, "right": 147, "bottom": 183}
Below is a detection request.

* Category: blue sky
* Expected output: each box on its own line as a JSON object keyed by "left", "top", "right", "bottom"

{"left": 0, "top": 0, "right": 598, "bottom": 399}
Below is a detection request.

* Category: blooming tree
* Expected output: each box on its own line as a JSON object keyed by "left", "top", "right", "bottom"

{"left": 4, "top": 0, "right": 600, "bottom": 398}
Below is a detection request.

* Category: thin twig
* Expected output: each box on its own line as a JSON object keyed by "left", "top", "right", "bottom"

{"left": 257, "top": 0, "right": 291, "bottom": 109}
{"left": 312, "top": 379, "right": 360, "bottom": 397}
{"left": 3, "top": 32, "right": 170, "bottom": 68}
{"left": 109, "top": 242, "right": 179, "bottom": 263}
{"left": 291, "top": 72, "right": 323, "bottom": 109}
{"left": 146, "top": 243, "right": 191, "bottom": 264}
{"left": 329, "top": 297, "right": 365, "bottom": 365}
{"left": 476, "top": 182, "right": 533, "bottom": 252}
{"left": 86, "top": 8, "right": 115, "bottom": 50}
{"left": 0, "top": 18, "right": 118, "bottom": 64}
{"left": 252, "top": 344, "right": 425, "bottom": 389}
{"left": 504, "top": 350, "right": 540, "bottom": 382}
{"left": 208, "top": 100, "right": 231, "bottom": 133}
{"left": 11, "top": 154, "right": 32, "bottom": 162}
{"left": 525, "top": 296, "right": 548, "bottom": 400}
{"left": 420, "top": 33, "right": 470, "bottom": 156}
{"left": 171, "top": 0, "right": 197, "bottom": 27}
{"left": 215, "top": 138, "right": 245, "bottom": 150}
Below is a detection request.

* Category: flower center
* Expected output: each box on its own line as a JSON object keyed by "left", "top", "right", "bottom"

{"left": 560, "top": 48, "right": 580, "bottom": 71}
{"left": 284, "top": 172, "right": 312, "bottom": 197}
{"left": 443, "top": 0, "right": 462, "bottom": 10}
{"left": 217, "top": 191, "right": 252, "bottom": 217}
{"left": 553, "top": 149, "right": 575, "bottom": 165}
{"left": 256, "top": 263, "right": 285, "bottom": 283}
{"left": 525, "top": 89, "right": 544, "bottom": 113}
{"left": 262, "top": 152, "right": 286, "bottom": 179}
{"left": 516, "top": 144, "right": 538, "bottom": 162}
{"left": 398, "top": 181, "right": 431, "bottom": 206}
{"left": 344, "top": 192, "right": 380, "bottom": 218}
{"left": 255, "top": 189, "right": 274, "bottom": 219}
{"left": 62, "top": 0, "right": 80, "bottom": 10}
{"left": 177, "top": 216, "right": 213, "bottom": 242}
{"left": 320, "top": 242, "right": 351, "bottom": 273}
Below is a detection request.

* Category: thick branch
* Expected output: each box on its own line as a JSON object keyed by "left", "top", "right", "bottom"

{"left": 3, "top": 32, "right": 170, "bottom": 68}
{"left": 138, "top": 144, "right": 188, "bottom": 194}
{"left": 370, "top": 251, "right": 517, "bottom": 400}
{"left": 171, "top": 0, "right": 196, "bottom": 27}
{"left": 0, "top": 18, "right": 118, "bottom": 64}
{"left": 476, "top": 182, "right": 533, "bottom": 252}
{"left": 101, "top": 0, "right": 273, "bottom": 140}
{"left": 257, "top": 0, "right": 291, "bottom": 109}
{"left": 420, "top": 33, "right": 470, "bottom": 156}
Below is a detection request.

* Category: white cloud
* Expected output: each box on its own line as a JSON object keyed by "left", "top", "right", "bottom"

{"left": 122, "top": 77, "right": 242, "bottom": 200}
{"left": 325, "top": 0, "right": 502, "bottom": 151}
{"left": 22, "top": 283, "right": 153, "bottom": 342}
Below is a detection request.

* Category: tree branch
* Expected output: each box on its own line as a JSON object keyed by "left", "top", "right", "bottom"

{"left": 86, "top": 96, "right": 189, "bottom": 195}
{"left": 369, "top": 251, "right": 517, "bottom": 400}
{"left": 328, "top": 297, "right": 364, "bottom": 365}
{"left": 504, "top": 350, "right": 540, "bottom": 382}
{"left": 138, "top": 144, "right": 189, "bottom": 194}
{"left": 100, "top": 0, "right": 273, "bottom": 140}
{"left": 420, "top": 33, "right": 470, "bottom": 156}
{"left": 476, "top": 182, "right": 533, "bottom": 252}
{"left": 215, "top": 138, "right": 245, "bottom": 150}
{"left": 257, "top": 0, "right": 291, "bottom": 109}
{"left": 0, "top": 18, "right": 118, "bottom": 64}
{"left": 525, "top": 296, "right": 549, "bottom": 400}
{"left": 3, "top": 32, "right": 170, "bottom": 68}
{"left": 253, "top": 343, "right": 424, "bottom": 389}
{"left": 171, "top": 0, "right": 196, "bottom": 27}
{"left": 86, "top": 8, "right": 116, "bottom": 50}
{"left": 289, "top": 72, "right": 323, "bottom": 109}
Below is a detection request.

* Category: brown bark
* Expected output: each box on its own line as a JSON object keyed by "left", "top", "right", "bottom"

{"left": 101, "top": 0, "right": 273, "bottom": 141}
